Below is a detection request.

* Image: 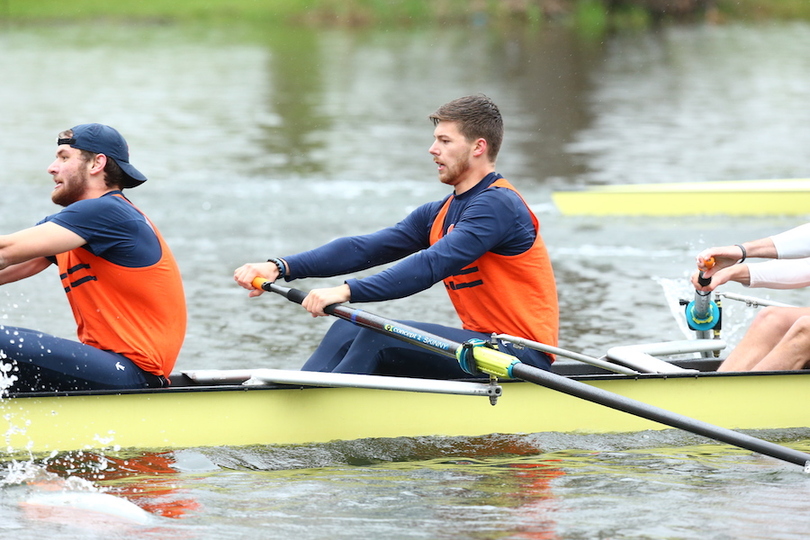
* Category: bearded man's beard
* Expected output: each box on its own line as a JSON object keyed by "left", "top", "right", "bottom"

{"left": 439, "top": 156, "right": 471, "bottom": 186}
{"left": 52, "top": 171, "right": 89, "bottom": 207}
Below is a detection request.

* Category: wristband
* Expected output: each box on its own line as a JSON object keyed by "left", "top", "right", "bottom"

{"left": 735, "top": 244, "right": 747, "bottom": 264}
{"left": 268, "top": 258, "right": 286, "bottom": 279}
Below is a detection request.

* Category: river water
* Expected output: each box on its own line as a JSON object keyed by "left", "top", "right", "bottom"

{"left": 2, "top": 18, "right": 810, "bottom": 539}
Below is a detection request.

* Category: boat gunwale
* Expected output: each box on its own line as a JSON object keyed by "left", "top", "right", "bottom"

{"left": 3, "top": 365, "right": 808, "bottom": 400}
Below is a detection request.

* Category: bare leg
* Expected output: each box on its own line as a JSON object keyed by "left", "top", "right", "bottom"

{"left": 718, "top": 307, "right": 810, "bottom": 372}
{"left": 752, "top": 315, "right": 810, "bottom": 371}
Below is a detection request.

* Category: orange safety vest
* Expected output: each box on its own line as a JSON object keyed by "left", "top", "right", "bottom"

{"left": 428, "top": 178, "right": 558, "bottom": 349}
{"left": 55, "top": 195, "right": 187, "bottom": 377}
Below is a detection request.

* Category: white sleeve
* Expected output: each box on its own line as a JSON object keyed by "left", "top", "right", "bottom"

{"left": 771, "top": 223, "right": 810, "bottom": 258}
{"left": 748, "top": 259, "right": 810, "bottom": 289}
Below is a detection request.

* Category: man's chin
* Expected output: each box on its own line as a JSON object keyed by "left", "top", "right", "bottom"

{"left": 51, "top": 191, "right": 72, "bottom": 207}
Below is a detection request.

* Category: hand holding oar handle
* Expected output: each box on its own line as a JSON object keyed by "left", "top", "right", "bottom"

{"left": 687, "top": 258, "right": 720, "bottom": 332}
{"left": 254, "top": 278, "right": 810, "bottom": 469}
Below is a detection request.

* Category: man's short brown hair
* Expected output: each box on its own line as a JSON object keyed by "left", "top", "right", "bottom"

{"left": 429, "top": 94, "right": 503, "bottom": 162}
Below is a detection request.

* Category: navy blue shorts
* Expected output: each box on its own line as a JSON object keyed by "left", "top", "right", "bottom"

{"left": 0, "top": 325, "right": 166, "bottom": 393}
{"left": 300, "top": 319, "right": 552, "bottom": 378}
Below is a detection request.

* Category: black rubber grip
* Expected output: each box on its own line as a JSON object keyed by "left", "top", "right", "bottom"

{"left": 284, "top": 286, "right": 308, "bottom": 305}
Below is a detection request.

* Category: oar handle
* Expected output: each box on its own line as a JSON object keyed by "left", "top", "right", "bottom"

{"left": 686, "top": 259, "right": 720, "bottom": 332}
{"left": 253, "top": 277, "right": 343, "bottom": 316}
{"left": 254, "top": 277, "right": 306, "bottom": 303}
{"left": 692, "top": 272, "right": 712, "bottom": 316}
{"left": 694, "top": 256, "right": 714, "bottom": 312}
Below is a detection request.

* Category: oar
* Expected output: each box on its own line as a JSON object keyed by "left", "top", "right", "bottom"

{"left": 253, "top": 278, "right": 810, "bottom": 469}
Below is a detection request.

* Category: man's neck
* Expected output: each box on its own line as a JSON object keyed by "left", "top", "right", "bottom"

{"left": 453, "top": 167, "right": 496, "bottom": 195}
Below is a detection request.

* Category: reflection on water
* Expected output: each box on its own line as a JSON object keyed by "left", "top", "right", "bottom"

{"left": 3, "top": 17, "right": 810, "bottom": 540}
{"left": 565, "top": 23, "right": 810, "bottom": 187}
{"left": 1, "top": 452, "right": 195, "bottom": 535}
{"left": 260, "top": 27, "right": 330, "bottom": 175}
{"left": 2, "top": 430, "right": 810, "bottom": 538}
{"left": 42, "top": 451, "right": 201, "bottom": 519}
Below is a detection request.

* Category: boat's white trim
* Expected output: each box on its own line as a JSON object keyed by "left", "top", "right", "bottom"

{"left": 183, "top": 368, "right": 502, "bottom": 398}
{"left": 606, "top": 340, "right": 725, "bottom": 374}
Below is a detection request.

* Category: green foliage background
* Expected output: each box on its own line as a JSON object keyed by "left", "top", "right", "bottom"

{"left": 3, "top": 0, "right": 809, "bottom": 26}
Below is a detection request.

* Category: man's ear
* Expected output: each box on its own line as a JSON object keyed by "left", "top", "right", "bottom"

{"left": 89, "top": 153, "right": 107, "bottom": 175}
{"left": 472, "top": 138, "right": 488, "bottom": 158}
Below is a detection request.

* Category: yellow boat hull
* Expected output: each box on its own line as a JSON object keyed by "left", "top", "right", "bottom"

{"left": 552, "top": 179, "right": 810, "bottom": 216}
{"left": 3, "top": 370, "right": 809, "bottom": 455}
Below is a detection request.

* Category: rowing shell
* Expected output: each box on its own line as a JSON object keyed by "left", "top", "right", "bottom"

{"left": 551, "top": 178, "right": 810, "bottom": 216}
{"left": 2, "top": 357, "right": 809, "bottom": 456}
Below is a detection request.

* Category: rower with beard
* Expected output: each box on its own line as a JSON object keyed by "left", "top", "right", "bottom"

{"left": 234, "top": 94, "right": 558, "bottom": 378}
{"left": 0, "top": 124, "right": 186, "bottom": 392}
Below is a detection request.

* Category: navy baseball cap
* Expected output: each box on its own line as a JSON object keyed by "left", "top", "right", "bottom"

{"left": 58, "top": 123, "right": 147, "bottom": 188}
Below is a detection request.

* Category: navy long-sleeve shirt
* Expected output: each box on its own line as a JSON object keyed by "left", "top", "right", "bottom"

{"left": 283, "top": 173, "right": 537, "bottom": 302}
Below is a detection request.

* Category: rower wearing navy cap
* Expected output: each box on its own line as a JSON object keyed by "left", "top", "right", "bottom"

{"left": 0, "top": 124, "right": 187, "bottom": 392}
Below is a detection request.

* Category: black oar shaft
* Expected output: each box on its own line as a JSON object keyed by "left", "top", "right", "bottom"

{"left": 261, "top": 280, "right": 810, "bottom": 469}
{"left": 266, "top": 282, "right": 458, "bottom": 358}
{"left": 510, "top": 363, "right": 810, "bottom": 468}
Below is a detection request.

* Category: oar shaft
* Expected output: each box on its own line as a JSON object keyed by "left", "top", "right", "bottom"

{"left": 335, "top": 307, "right": 459, "bottom": 359}
{"left": 692, "top": 272, "right": 713, "bottom": 319}
{"left": 692, "top": 292, "right": 712, "bottom": 321}
{"left": 510, "top": 363, "right": 810, "bottom": 468}
{"left": 261, "top": 281, "right": 458, "bottom": 359}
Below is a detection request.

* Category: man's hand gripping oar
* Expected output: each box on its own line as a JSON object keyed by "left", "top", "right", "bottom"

{"left": 252, "top": 277, "right": 810, "bottom": 470}
{"left": 686, "top": 257, "right": 722, "bottom": 338}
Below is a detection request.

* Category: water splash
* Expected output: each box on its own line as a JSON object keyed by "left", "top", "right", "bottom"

{"left": 655, "top": 276, "right": 698, "bottom": 340}
{"left": 2, "top": 453, "right": 158, "bottom": 528}
{"left": 0, "top": 354, "right": 19, "bottom": 394}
